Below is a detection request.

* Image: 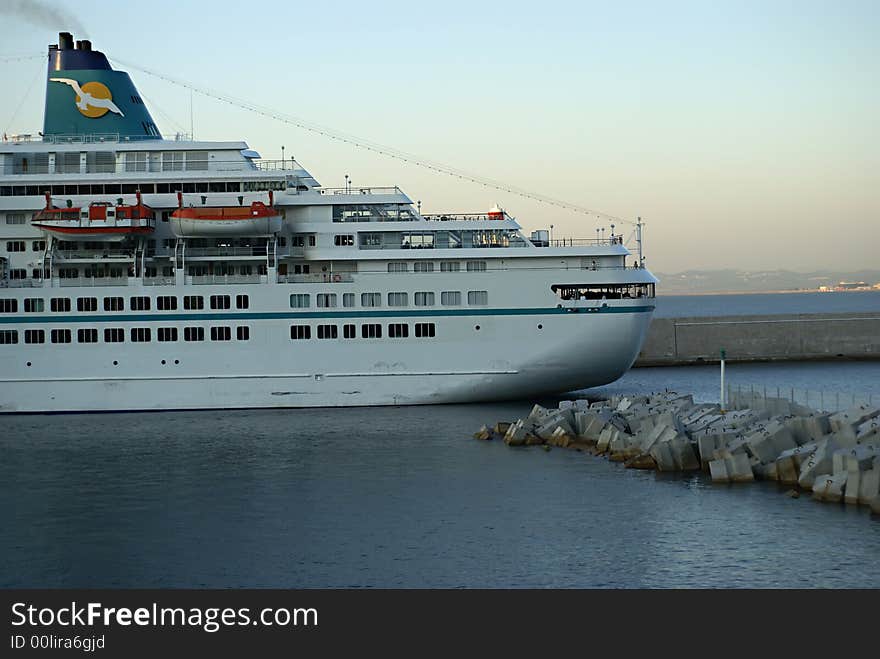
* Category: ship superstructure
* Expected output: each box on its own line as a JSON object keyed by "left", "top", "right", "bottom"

{"left": 0, "top": 33, "right": 657, "bottom": 412}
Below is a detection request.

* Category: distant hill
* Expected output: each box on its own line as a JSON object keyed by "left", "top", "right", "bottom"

{"left": 654, "top": 269, "right": 880, "bottom": 294}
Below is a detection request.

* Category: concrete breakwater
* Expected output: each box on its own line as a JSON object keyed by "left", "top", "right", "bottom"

{"left": 474, "top": 392, "right": 880, "bottom": 516}
{"left": 635, "top": 311, "right": 880, "bottom": 366}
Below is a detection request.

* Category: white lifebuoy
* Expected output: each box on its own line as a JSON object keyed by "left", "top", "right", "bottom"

{"left": 332, "top": 274, "right": 341, "bottom": 283}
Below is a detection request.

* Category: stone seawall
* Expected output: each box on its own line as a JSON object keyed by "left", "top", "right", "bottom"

{"left": 635, "top": 312, "right": 880, "bottom": 366}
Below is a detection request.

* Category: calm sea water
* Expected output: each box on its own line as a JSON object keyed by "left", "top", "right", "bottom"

{"left": 2, "top": 293, "right": 879, "bottom": 588}
{"left": 654, "top": 290, "right": 880, "bottom": 318}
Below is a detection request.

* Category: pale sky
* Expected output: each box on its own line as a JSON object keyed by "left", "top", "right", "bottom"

{"left": 1, "top": 0, "right": 878, "bottom": 272}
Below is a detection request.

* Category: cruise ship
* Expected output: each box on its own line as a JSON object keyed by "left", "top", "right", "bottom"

{"left": 0, "top": 33, "right": 657, "bottom": 413}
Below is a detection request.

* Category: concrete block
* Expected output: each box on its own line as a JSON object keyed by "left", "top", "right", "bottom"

{"left": 812, "top": 472, "right": 847, "bottom": 503}
{"left": 829, "top": 405, "right": 880, "bottom": 433}
{"left": 746, "top": 424, "right": 797, "bottom": 464}
{"left": 709, "top": 458, "right": 730, "bottom": 483}
{"left": 650, "top": 441, "right": 677, "bottom": 472}
{"left": 697, "top": 435, "right": 726, "bottom": 470}
{"left": 670, "top": 437, "right": 700, "bottom": 471}
{"left": 535, "top": 412, "right": 575, "bottom": 441}
{"left": 798, "top": 436, "right": 858, "bottom": 490}
{"left": 858, "top": 467, "right": 880, "bottom": 505}
{"left": 709, "top": 453, "right": 754, "bottom": 483}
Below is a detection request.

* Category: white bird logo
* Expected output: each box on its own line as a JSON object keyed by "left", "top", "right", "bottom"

{"left": 50, "top": 78, "right": 125, "bottom": 118}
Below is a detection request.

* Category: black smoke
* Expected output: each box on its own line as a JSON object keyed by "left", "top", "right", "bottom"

{"left": 0, "top": 0, "right": 90, "bottom": 39}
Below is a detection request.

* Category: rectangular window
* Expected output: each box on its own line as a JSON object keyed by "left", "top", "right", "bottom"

{"left": 6, "top": 213, "right": 26, "bottom": 225}
{"left": 361, "top": 323, "right": 382, "bottom": 339}
{"left": 157, "top": 296, "right": 177, "bottom": 311}
{"left": 77, "top": 328, "right": 98, "bottom": 343}
{"left": 441, "top": 291, "right": 461, "bottom": 306}
{"left": 236, "top": 294, "right": 249, "bottom": 310}
{"left": 210, "top": 326, "right": 231, "bottom": 341}
{"left": 104, "top": 328, "right": 124, "bottom": 343}
{"left": 0, "top": 299, "right": 17, "bottom": 313}
{"left": 414, "top": 292, "right": 435, "bottom": 307}
{"left": 76, "top": 297, "right": 98, "bottom": 312}
{"left": 468, "top": 290, "right": 489, "bottom": 306}
{"left": 130, "top": 296, "right": 151, "bottom": 311}
{"left": 342, "top": 293, "right": 355, "bottom": 308}
{"left": 24, "top": 298, "right": 44, "bottom": 313}
{"left": 317, "top": 293, "right": 337, "bottom": 308}
{"left": 124, "top": 152, "right": 148, "bottom": 172}
{"left": 290, "top": 325, "right": 311, "bottom": 340}
{"left": 466, "top": 261, "right": 487, "bottom": 272}
{"left": 414, "top": 261, "right": 434, "bottom": 273}
{"left": 184, "top": 327, "right": 205, "bottom": 342}
{"left": 25, "top": 329, "right": 45, "bottom": 344}
{"left": 6, "top": 241, "right": 26, "bottom": 252}
{"left": 387, "top": 292, "right": 408, "bottom": 307}
{"left": 361, "top": 293, "right": 381, "bottom": 308}
{"left": 9, "top": 269, "right": 27, "bottom": 280}
{"left": 290, "top": 294, "right": 310, "bottom": 308}
{"left": 387, "top": 262, "right": 408, "bottom": 273}
{"left": 58, "top": 268, "right": 79, "bottom": 279}
{"left": 131, "top": 327, "right": 151, "bottom": 342}
{"left": 210, "top": 295, "right": 230, "bottom": 310}
{"left": 50, "top": 297, "right": 71, "bottom": 312}
{"left": 388, "top": 323, "right": 409, "bottom": 338}
{"left": 32, "top": 240, "right": 46, "bottom": 251}
{"left": 415, "top": 322, "right": 436, "bottom": 338}
{"left": 158, "top": 327, "right": 178, "bottom": 342}
{"left": 343, "top": 324, "right": 356, "bottom": 339}
{"left": 317, "top": 324, "right": 338, "bottom": 339}
{"left": 103, "top": 296, "right": 124, "bottom": 312}
{"left": 183, "top": 295, "right": 204, "bottom": 310}
{"left": 236, "top": 326, "right": 249, "bottom": 341}
{"left": 50, "top": 329, "right": 71, "bottom": 344}
{"left": 0, "top": 330, "right": 18, "bottom": 344}
{"left": 333, "top": 234, "right": 354, "bottom": 246}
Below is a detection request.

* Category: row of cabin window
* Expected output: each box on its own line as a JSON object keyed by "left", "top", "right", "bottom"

{"left": 290, "top": 323, "right": 436, "bottom": 340}
{"left": 386, "top": 261, "right": 486, "bottom": 273}
{"left": 290, "top": 291, "right": 488, "bottom": 309}
{"left": 0, "top": 294, "right": 249, "bottom": 313}
{"left": 0, "top": 326, "right": 250, "bottom": 344}
{"left": 4, "top": 241, "right": 46, "bottom": 252}
{"left": 0, "top": 180, "right": 286, "bottom": 197}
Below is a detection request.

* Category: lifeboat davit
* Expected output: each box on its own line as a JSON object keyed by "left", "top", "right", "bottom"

{"left": 170, "top": 191, "right": 282, "bottom": 237}
{"left": 31, "top": 192, "right": 156, "bottom": 242}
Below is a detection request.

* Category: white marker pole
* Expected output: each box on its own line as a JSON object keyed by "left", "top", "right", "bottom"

{"left": 720, "top": 348, "right": 726, "bottom": 410}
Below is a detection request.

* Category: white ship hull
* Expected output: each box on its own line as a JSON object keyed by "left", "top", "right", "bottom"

{"left": 0, "top": 299, "right": 651, "bottom": 413}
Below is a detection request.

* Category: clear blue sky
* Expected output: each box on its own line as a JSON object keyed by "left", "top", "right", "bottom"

{"left": 1, "top": 0, "right": 878, "bottom": 272}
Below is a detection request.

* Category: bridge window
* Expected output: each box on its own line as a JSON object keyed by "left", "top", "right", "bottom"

{"left": 158, "top": 328, "right": 178, "bottom": 342}
{"left": 415, "top": 323, "right": 436, "bottom": 338}
{"left": 388, "top": 323, "right": 408, "bottom": 338}
{"left": 414, "top": 292, "right": 435, "bottom": 307}
{"left": 290, "top": 294, "right": 310, "bottom": 308}
{"left": 25, "top": 329, "right": 44, "bottom": 344}
{"left": 361, "top": 323, "right": 382, "bottom": 339}
{"left": 334, "top": 235, "right": 354, "bottom": 246}
{"left": 184, "top": 327, "right": 205, "bottom": 342}
{"left": 290, "top": 325, "right": 311, "bottom": 340}
{"left": 387, "top": 292, "right": 408, "bottom": 307}
{"left": 104, "top": 297, "right": 124, "bottom": 312}
{"left": 77, "top": 297, "right": 97, "bottom": 312}
{"left": 317, "top": 324, "right": 338, "bottom": 339}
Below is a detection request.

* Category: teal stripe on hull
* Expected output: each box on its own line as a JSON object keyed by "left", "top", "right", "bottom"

{"left": 0, "top": 305, "right": 655, "bottom": 325}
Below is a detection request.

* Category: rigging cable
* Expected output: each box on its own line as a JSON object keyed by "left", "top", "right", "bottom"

{"left": 110, "top": 56, "right": 637, "bottom": 227}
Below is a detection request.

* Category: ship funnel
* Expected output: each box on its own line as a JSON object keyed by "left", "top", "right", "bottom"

{"left": 43, "top": 32, "right": 162, "bottom": 140}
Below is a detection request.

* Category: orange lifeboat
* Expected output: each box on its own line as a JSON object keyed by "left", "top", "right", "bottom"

{"left": 170, "top": 191, "right": 282, "bottom": 237}
{"left": 31, "top": 192, "right": 156, "bottom": 242}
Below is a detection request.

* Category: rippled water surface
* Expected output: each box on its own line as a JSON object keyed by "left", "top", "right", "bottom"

{"left": 3, "top": 361, "right": 879, "bottom": 588}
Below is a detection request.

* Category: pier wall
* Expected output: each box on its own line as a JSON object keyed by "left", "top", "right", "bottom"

{"left": 635, "top": 312, "right": 880, "bottom": 366}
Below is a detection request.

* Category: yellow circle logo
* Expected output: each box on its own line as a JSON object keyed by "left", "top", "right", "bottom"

{"left": 77, "top": 81, "right": 113, "bottom": 118}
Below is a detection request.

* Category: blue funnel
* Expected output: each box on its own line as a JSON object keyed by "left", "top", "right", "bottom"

{"left": 43, "top": 32, "right": 161, "bottom": 140}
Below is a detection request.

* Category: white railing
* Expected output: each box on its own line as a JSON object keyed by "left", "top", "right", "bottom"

{"left": 728, "top": 384, "right": 876, "bottom": 413}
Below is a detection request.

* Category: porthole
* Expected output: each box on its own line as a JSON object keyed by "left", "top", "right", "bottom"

{"left": 26, "top": 361, "right": 32, "bottom": 367}
{"left": 538, "top": 324, "right": 543, "bottom": 329}
{"left": 113, "top": 360, "right": 118, "bottom": 366}
{"left": 174, "top": 359, "right": 179, "bottom": 364}
{"left": 161, "top": 359, "right": 166, "bottom": 365}
{"left": 475, "top": 325, "right": 481, "bottom": 331}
